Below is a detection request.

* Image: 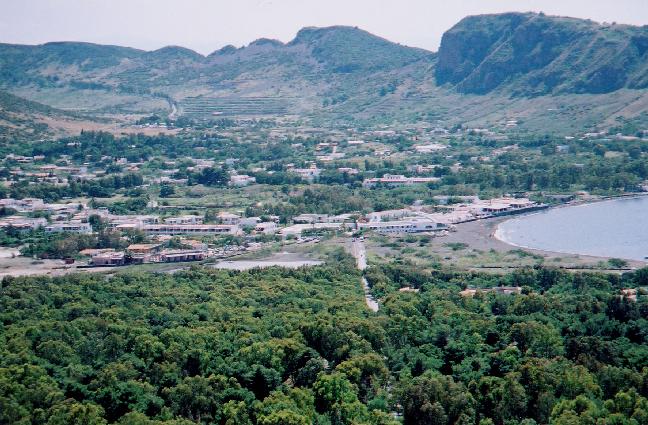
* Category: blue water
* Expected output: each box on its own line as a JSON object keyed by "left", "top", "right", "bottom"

{"left": 496, "top": 196, "right": 648, "bottom": 261}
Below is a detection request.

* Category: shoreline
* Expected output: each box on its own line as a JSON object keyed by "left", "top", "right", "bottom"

{"left": 491, "top": 194, "right": 648, "bottom": 266}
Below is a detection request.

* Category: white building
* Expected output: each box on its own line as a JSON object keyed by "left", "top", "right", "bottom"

{"left": 366, "top": 209, "right": 412, "bottom": 222}
{"left": 468, "top": 198, "right": 537, "bottom": 216}
{"left": 293, "top": 214, "right": 330, "bottom": 224}
{"left": 255, "top": 222, "right": 278, "bottom": 234}
{"left": 142, "top": 224, "right": 240, "bottom": 236}
{"left": 288, "top": 164, "right": 321, "bottom": 182}
{"left": 45, "top": 221, "right": 92, "bottom": 234}
{"left": 362, "top": 174, "right": 440, "bottom": 188}
{"left": 229, "top": 174, "right": 256, "bottom": 187}
{"left": 164, "top": 215, "right": 203, "bottom": 225}
{"left": 217, "top": 212, "right": 241, "bottom": 225}
{"left": 107, "top": 215, "right": 159, "bottom": 229}
{"left": 338, "top": 167, "right": 359, "bottom": 175}
{"left": 239, "top": 217, "right": 261, "bottom": 227}
{"left": 0, "top": 216, "right": 47, "bottom": 230}
{"left": 358, "top": 219, "right": 447, "bottom": 234}
{"left": 0, "top": 198, "right": 46, "bottom": 213}
{"left": 280, "top": 222, "right": 343, "bottom": 236}
{"left": 413, "top": 143, "right": 447, "bottom": 153}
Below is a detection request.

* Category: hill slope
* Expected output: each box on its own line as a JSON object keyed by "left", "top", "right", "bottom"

{"left": 436, "top": 12, "right": 648, "bottom": 95}
{"left": 0, "top": 16, "right": 646, "bottom": 133}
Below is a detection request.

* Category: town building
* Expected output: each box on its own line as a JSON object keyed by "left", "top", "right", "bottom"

{"left": 92, "top": 252, "right": 126, "bottom": 266}
{"left": 0, "top": 198, "right": 46, "bottom": 212}
{"left": 287, "top": 164, "right": 321, "bottom": 182}
{"left": 0, "top": 216, "right": 47, "bottom": 230}
{"left": 293, "top": 214, "right": 330, "bottom": 224}
{"left": 179, "top": 239, "right": 208, "bottom": 251}
{"left": 217, "top": 212, "right": 241, "bottom": 225}
{"left": 142, "top": 224, "right": 240, "bottom": 236}
{"left": 164, "top": 215, "right": 203, "bottom": 225}
{"left": 362, "top": 174, "right": 440, "bottom": 188}
{"left": 358, "top": 218, "right": 447, "bottom": 234}
{"left": 338, "top": 167, "right": 359, "bottom": 175}
{"left": 229, "top": 174, "right": 256, "bottom": 186}
{"left": 160, "top": 250, "right": 205, "bottom": 262}
{"left": 366, "top": 209, "right": 412, "bottom": 222}
{"left": 127, "top": 243, "right": 163, "bottom": 255}
{"left": 239, "top": 217, "right": 261, "bottom": 227}
{"left": 460, "top": 286, "right": 522, "bottom": 297}
{"left": 255, "top": 222, "right": 278, "bottom": 234}
{"left": 413, "top": 143, "right": 447, "bottom": 153}
{"left": 45, "top": 221, "right": 92, "bottom": 234}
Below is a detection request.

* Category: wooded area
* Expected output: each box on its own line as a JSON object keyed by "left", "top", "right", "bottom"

{"left": 1, "top": 256, "right": 647, "bottom": 424}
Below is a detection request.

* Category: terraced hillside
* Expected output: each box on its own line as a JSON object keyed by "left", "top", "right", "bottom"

{"left": 180, "top": 96, "right": 292, "bottom": 118}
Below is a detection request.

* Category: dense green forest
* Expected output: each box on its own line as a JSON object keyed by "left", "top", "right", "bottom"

{"left": 1, "top": 253, "right": 647, "bottom": 424}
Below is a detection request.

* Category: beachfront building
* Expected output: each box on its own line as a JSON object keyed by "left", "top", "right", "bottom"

{"left": 358, "top": 218, "right": 448, "bottom": 234}
{"left": 280, "top": 222, "right": 343, "bottom": 236}
{"left": 468, "top": 197, "right": 538, "bottom": 216}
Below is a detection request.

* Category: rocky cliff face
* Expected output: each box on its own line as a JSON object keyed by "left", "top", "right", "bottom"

{"left": 436, "top": 12, "right": 648, "bottom": 95}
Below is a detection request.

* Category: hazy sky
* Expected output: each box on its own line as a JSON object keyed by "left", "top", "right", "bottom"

{"left": 1, "top": 0, "right": 647, "bottom": 54}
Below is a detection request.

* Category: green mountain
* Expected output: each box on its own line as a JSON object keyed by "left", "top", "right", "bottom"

{"left": 436, "top": 12, "right": 648, "bottom": 95}
{"left": 0, "top": 14, "right": 646, "bottom": 133}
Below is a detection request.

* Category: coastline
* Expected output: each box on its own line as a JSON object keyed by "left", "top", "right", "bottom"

{"left": 491, "top": 194, "right": 648, "bottom": 266}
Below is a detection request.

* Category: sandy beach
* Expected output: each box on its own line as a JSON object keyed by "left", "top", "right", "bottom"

{"left": 436, "top": 214, "right": 648, "bottom": 271}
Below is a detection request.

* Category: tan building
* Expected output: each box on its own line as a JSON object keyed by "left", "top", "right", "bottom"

{"left": 127, "top": 243, "right": 163, "bottom": 255}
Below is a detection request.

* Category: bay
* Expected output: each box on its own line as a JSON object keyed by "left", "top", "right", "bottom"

{"left": 495, "top": 196, "right": 648, "bottom": 261}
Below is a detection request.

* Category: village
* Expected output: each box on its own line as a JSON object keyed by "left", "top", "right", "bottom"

{"left": 2, "top": 118, "right": 647, "bottom": 276}
{"left": 0, "top": 193, "right": 544, "bottom": 269}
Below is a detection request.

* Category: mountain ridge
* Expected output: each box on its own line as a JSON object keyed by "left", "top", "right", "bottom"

{"left": 0, "top": 14, "right": 646, "bottom": 133}
{"left": 436, "top": 12, "right": 648, "bottom": 95}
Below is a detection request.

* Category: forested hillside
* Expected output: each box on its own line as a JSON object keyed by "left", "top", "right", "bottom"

{"left": 1, "top": 258, "right": 647, "bottom": 424}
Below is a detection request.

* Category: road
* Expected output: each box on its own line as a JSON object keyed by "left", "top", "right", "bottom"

{"left": 168, "top": 99, "right": 178, "bottom": 120}
{"left": 351, "top": 239, "right": 379, "bottom": 312}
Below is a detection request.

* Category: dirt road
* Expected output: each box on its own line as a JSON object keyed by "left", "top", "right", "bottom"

{"left": 351, "top": 239, "right": 379, "bottom": 312}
